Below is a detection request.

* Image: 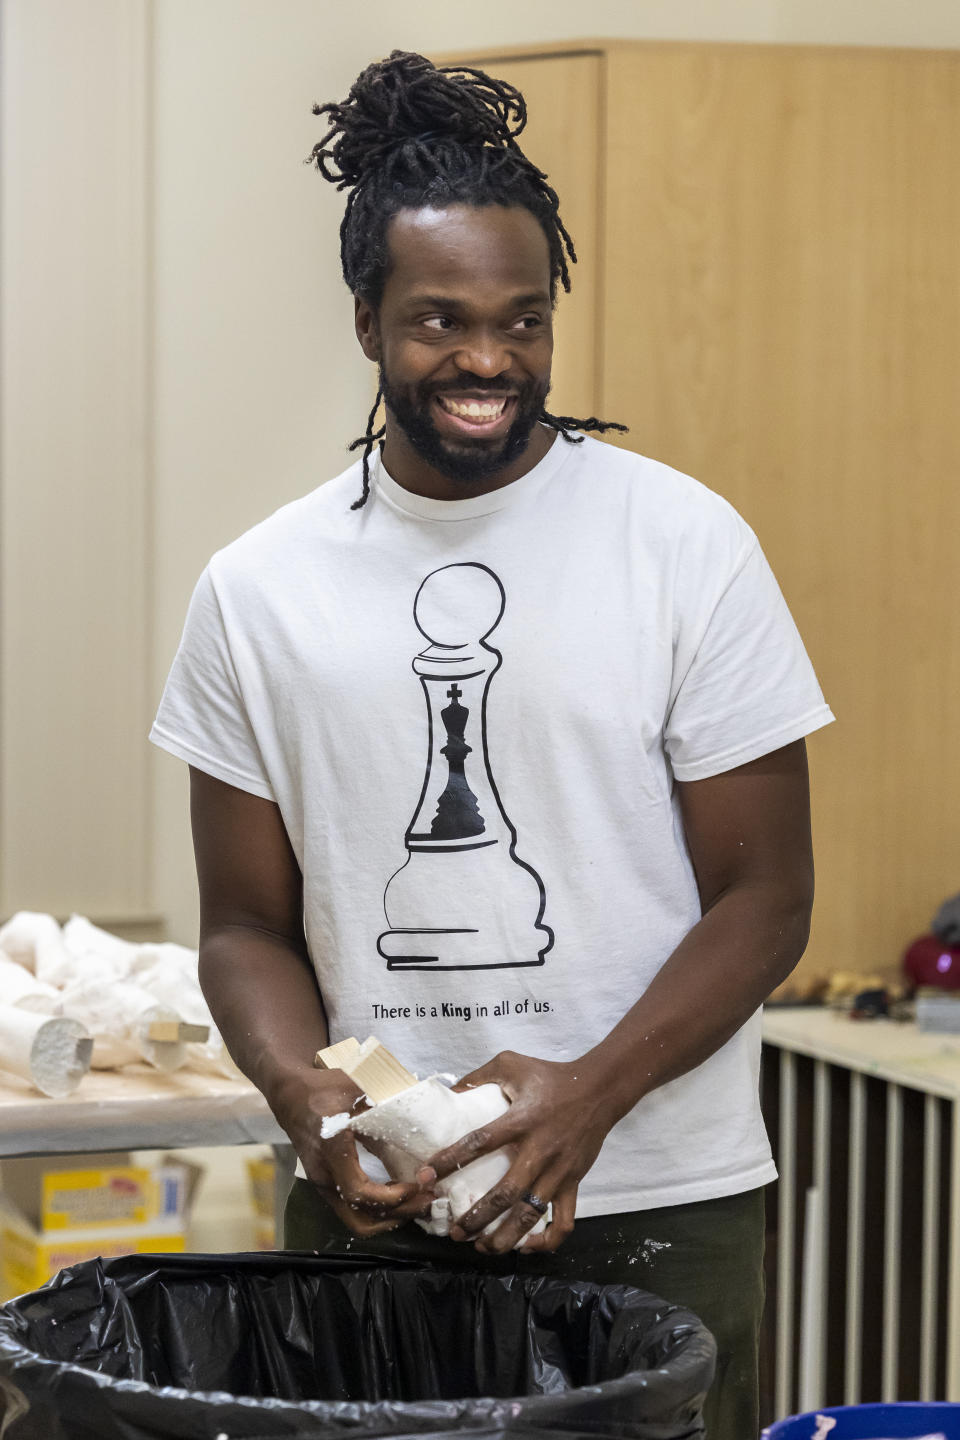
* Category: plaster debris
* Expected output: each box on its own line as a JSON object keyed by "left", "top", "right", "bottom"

{"left": 59, "top": 977, "right": 196, "bottom": 1071}
{"left": 314, "top": 1037, "right": 548, "bottom": 1241}
{"left": 0, "top": 957, "right": 60, "bottom": 1015}
{"left": 641, "top": 1237, "right": 672, "bottom": 1262}
{"left": 0, "top": 911, "right": 228, "bottom": 1091}
{"left": 346, "top": 1075, "right": 549, "bottom": 1242}
{"left": 129, "top": 948, "right": 237, "bottom": 1078}
{"left": 0, "top": 911, "right": 76, "bottom": 986}
{"left": 320, "top": 1112, "right": 351, "bottom": 1140}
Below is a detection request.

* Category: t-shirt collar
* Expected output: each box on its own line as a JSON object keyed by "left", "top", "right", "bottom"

{"left": 372, "top": 428, "right": 573, "bottom": 522}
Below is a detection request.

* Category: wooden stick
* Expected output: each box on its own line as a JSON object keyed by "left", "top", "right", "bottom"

{"left": 146, "top": 1020, "right": 210, "bottom": 1044}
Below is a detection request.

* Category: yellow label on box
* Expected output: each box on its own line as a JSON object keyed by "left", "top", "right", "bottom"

{"left": 253, "top": 1219, "right": 275, "bottom": 1252}
{"left": 1, "top": 1226, "right": 184, "bottom": 1301}
{"left": 41, "top": 1167, "right": 153, "bottom": 1230}
{"left": 246, "top": 1156, "right": 275, "bottom": 1219}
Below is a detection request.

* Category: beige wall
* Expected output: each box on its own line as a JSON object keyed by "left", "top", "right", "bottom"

{"left": 1, "top": 0, "right": 155, "bottom": 927}
{"left": 4, "top": 0, "right": 960, "bottom": 943}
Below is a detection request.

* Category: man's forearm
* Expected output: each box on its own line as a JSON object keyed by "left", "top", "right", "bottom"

{"left": 198, "top": 924, "right": 329, "bottom": 1106}
{"left": 582, "top": 880, "right": 810, "bottom": 1126}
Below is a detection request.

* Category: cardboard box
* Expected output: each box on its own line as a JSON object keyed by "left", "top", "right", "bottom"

{"left": 245, "top": 1154, "right": 276, "bottom": 1249}
{"left": 0, "top": 1151, "right": 201, "bottom": 1300}
{"left": 253, "top": 1219, "right": 275, "bottom": 1252}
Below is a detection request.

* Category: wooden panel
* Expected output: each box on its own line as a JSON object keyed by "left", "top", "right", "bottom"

{"left": 603, "top": 44, "right": 960, "bottom": 978}
{"left": 439, "top": 51, "right": 602, "bottom": 417}
{"left": 0, "top": 0, "right": 153, "bottom": 920}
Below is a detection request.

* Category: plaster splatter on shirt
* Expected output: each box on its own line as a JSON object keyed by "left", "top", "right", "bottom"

{"left": 640, "top": 1238, "right": 672, "bottom": 1263}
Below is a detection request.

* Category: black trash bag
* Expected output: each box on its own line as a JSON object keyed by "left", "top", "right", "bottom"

{"left": 0, "top": 1251, "right": 716, "bottom": 1440}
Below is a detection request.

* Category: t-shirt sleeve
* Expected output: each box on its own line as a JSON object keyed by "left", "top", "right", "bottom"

{"left": 664, "top": 534, "right": 834, "bottom": 782}
{"left": 149, "top": 566, "right": 276, "bottom": 801}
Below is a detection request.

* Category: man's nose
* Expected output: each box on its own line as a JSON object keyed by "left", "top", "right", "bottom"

{"left": 452, "top": 329, "right": 510, "bottom": 378}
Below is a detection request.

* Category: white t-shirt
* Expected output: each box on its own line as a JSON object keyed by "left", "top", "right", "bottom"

{"left": 151, "top": 434, "right": 834, "bottom": 1214}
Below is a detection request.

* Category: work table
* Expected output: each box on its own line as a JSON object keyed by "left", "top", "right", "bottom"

{"left": 762, "top": 1004, "right": 960, "bottom": 1098}
{"left": 0, "top": 1064, "right": 287, "bottom": 1159}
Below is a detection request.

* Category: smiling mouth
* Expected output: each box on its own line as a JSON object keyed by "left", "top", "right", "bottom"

{"left": 433, "top": 394, "right": 516, "bottom": 435}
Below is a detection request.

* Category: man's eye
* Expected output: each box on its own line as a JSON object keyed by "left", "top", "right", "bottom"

{"left": 515, "top": 315, "right": 544, "bottom": 330}
{"left": 423, "top": 316, "right": 455, "bottom": 331}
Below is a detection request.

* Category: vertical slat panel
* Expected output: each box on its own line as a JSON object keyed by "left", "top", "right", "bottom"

{"left": 949, "top": 1099, "right": 960, "bottom": 1401}
{"left": 799, "top": 1186, "right": 826, "bottom": 1412}
{"left": 776, "top": 1048, "right": 797, "bottom": 1420}
{"left": 920, "top": 1093, "right": 941, "bottom": 1399}
{"left": 845, "top": 1070, "right": 866, "bottom": 1405}
{"left": 882, "top": 1083, "right": 903, "bottom": 1400}
{"left": 761, "top": 1023, "right": 957, "bottom": 1409}
{"left": 808, "top": 1060, "right": 831, "bottom": 1405}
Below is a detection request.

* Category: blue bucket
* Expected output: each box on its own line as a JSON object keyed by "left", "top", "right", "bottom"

{"left": 762, "top": 1402, "right": 960, "bottom": 1439}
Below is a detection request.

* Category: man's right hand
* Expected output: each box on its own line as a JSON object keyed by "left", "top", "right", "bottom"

{"left": 189, "top": 769, "right": 436, "bottom": 1236}
{"left": 269, "top": 1065, "right": 437, "bottom": 1236}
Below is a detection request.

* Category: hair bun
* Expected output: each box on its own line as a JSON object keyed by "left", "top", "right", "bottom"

{"left": 309, "top": 50, "right": 527, "bottom": 190}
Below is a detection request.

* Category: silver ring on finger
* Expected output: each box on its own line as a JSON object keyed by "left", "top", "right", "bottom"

{"left": 520, "top": 1190, "right": 548, "bottom": 1216}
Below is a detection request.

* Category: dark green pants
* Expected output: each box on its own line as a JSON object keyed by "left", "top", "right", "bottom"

{"left": 285, "top": 1180, "right": 765, "bottom": 1440}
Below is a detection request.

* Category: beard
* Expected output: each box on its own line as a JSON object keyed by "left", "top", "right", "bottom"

{"left": 379, "top": 364, "right": 551, "bottom": 484}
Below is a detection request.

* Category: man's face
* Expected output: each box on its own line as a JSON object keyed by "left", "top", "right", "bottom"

{"left": 356, "top": 205, "right": 554, "bottom": 485}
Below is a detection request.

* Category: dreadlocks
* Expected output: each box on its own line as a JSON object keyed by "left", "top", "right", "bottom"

{"left": 305, "top": 50, "right": 627, "bottom": 507}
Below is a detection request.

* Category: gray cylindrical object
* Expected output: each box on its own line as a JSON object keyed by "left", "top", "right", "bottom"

{"left": 0, "top": 1005, "right": 92, "bottom": 1097}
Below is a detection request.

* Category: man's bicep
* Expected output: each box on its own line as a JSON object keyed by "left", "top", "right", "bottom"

{"left": 189, "top": 766, "right": 304, "bottom": 943}
{"left": 675, "top": 740, "right": 814, "bottom": 916}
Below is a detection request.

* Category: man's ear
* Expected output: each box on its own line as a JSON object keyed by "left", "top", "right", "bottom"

{"left": 354, "top": 296, "right": 381, "bottom": 362}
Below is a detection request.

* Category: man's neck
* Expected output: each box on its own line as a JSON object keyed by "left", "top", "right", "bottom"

{"left": 379, "top": 421, "right": 556, "bottom": 502}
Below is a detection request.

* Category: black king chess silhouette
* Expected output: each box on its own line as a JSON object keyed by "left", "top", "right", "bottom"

{"left": 431, "top": 683, "right": 485, "bottom": 840}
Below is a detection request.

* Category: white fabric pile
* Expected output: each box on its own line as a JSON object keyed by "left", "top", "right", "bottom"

{"left": 0, "top": 911, "right": 238, "bottom": 1095}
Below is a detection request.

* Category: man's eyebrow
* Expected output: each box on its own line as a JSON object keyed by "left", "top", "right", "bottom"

{"left": 402, "top": 290, "right": 551, "bottom": 310}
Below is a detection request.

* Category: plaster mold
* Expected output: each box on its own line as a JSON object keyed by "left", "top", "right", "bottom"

{"left": 0, "top": 1004, "right": 92, "bottom": 1097}
{"left": 333, "top": 1077, "right": 549, "bottom": 1242}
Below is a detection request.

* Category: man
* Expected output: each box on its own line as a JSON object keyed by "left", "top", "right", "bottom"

{"left": 151, "top": 51, "right": 833, "bottom": 1438}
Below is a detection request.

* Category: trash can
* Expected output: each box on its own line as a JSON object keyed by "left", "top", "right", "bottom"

{"left": 0, "top": 1251, "right": 717, "bottom": 1440}
{"left": 762, "top": 1401, "right": 960, "bottom": 1438}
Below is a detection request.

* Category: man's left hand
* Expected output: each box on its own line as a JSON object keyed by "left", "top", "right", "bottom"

{"left": 420, "top": 1049, "right": 617, "bottom": 1255}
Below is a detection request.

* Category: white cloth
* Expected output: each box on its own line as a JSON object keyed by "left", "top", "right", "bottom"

{"left": 151, "top": 434, "right": 834, "bottom": 1214}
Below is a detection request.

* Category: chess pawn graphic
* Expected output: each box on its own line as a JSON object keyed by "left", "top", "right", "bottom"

{"left": 378, "top": 562, "right": 553, "bottom": 971}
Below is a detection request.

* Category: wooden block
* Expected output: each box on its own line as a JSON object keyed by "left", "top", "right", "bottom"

{"left": 349, "top": 1042, "right": 418, "bottom": 1105}
{"left": 313, "top": 1034, "right": 417, "bottom": 1103}
{"left": 314, "top": 1036, "right": 363, "bottom": 1071}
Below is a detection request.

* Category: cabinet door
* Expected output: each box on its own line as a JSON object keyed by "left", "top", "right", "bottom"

{"left": 441, "top": 51, "right": 602, "bottom": 420}
{"left": 603, "top": 42, "right": 960, "bottom": 974}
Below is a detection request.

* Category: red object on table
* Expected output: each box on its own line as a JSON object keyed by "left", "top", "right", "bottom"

{"left": 904, "top": 933, "right": 960, "bottom": 991}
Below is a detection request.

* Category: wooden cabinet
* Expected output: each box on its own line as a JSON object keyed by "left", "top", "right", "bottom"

{"left": 466, "top": 51, "right": 604, "bottom": 419}
{"left": 442, "top": 40, "right": 960, "bottom": 979}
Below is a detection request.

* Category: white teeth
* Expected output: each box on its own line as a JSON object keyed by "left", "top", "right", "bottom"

{"left": 439, "top": 397, "right": 507, "bottom": 420}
